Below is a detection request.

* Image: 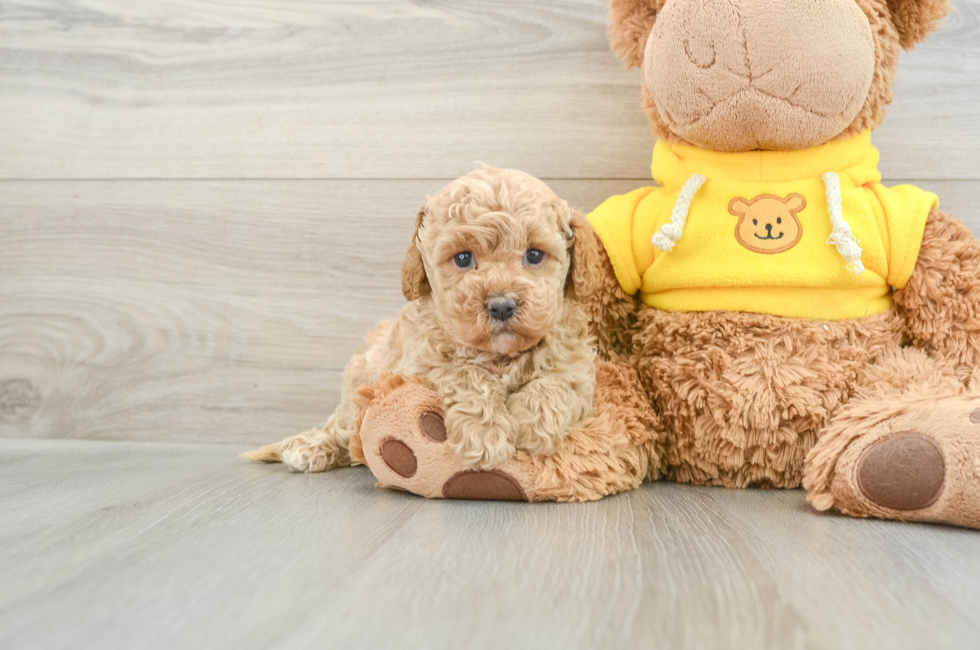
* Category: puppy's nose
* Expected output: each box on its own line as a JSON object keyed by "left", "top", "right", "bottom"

{"left": 487, "top": 296, "right": 517, "bottom": 322}
{"left": 765, "top": 223, "right": 773, "bottom": 232}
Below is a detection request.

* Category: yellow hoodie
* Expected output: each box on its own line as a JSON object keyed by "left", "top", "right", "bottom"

{"left": 588, "top": 132, "right": 938, "bottom": 321}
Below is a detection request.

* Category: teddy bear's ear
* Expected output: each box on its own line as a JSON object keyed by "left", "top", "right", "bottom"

{"left": 609, "top": 0, "right": 663, "bottom": 69}
{"left": 785, "top": 194, "right": 807, "bottom": 213}
{"left": 728, "top": 198, "right": 750, "bottom": 218}
{"left": 401, "top": 207, "right": 431, "bottom": 302}
{"left": 887, "top": 0, "right": 951, "bottom": 50}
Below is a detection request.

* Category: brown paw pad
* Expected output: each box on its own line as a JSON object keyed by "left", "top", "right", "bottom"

{"left": 419, "top": 411, "right": 447, "bottom": 442}
{"left": 442, "top": 470, "right": 527, "bottom": 501}
{"left": 380, "top": 438, "right": 417, "bottom": 478}
{"left": 857, "top": 432, "right": 945, "bottom": 511}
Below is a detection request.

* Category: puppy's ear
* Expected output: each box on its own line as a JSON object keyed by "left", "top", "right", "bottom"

{"left": 887, "top": 0, "right": 951, "bottom": 50}
{"left": 401, "top": 207, "right": 430, "bottom": 302}
{"left": 565, "top": 209, "right": 605, "bottom": 302}
{"left": 609, "top": 0, "right": 663, "bottom": 69}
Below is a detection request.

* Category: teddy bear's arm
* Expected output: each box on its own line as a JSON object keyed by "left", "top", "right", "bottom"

{"left": 571, "top": 221, "right": 638, "bottom": 358}
{"left": 894, "top": 208, "right": 980, "bottom": 368}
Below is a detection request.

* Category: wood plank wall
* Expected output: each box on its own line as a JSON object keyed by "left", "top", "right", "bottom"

{"left": 2, "top": 0, "right": 979, "bottom": 445}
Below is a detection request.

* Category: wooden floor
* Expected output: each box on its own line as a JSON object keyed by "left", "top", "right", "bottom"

{"left": 3, "top": 438, "right": 980, "bottom": 650}
{"left": 3, "top": 1, "right": 980, "bottom": 648}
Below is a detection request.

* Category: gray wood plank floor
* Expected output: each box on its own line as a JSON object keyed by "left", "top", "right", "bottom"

{"left": 3, "top": 438, "right": 980, "bottom": 650}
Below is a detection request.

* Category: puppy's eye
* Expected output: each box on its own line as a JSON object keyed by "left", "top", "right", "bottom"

{"left": 752, "top": 219, "right": 758, "bottom": 226}
{"left": 777, "top": 217, "right": 782, "bottom": 224}
{"left": 453, "top": 251, "right": 474, "bottom": 269}
{"left": 524, "top": 249, "right": 545, "bottom": 265}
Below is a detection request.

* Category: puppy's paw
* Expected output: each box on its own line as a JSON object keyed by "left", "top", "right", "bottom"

{"left": 507, "top": 392, "right": 572, "bottom": 456}
{"left": 454, "top": 436, "right": 517, "bottom": 469}
{"left": 279, "top": 435, "right": 343, "bottom": 473}
{"left": 444, "top": 405, "right": 517, "bottom": 468}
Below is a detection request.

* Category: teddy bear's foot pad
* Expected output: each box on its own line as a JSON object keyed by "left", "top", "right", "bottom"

{"left": 856, "top": 432, "right": 945, "bottom": 511}
{"left": 419, "top": 412, "right": 448, "bottom": 442}
{"left": 379, "top": 439, "right": 418, "bottom": 478}
{"left": 442, "top": 470, "right": 527, "bottom": 500}
{"left": 825, "top": 394, "right": 980, "bottom": 528}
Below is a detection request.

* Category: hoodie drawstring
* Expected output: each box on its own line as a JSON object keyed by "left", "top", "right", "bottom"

{"left": 651, "top": 171, "right": 865, "bottom": 274}
{"left": 822, "top": 172, "right": 865, "bottom": 274}
{"left": 651, "top": 174, "right": 707, "bottom": 252}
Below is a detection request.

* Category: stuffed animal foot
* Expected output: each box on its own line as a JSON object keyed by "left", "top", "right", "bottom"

{"left": 351, "top": 362, "right": 662, "bottom": 503}
{"left": 351, "top": 375, "right": 536, "bottom": 501}
{"left": 805, "top": 391, "right": 980, "bottom": 529}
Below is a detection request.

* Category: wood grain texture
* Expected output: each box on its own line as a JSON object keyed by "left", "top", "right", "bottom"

{"left": 0, "top": 179, "right": 638, "bottom": 443}
{"left": 3, "top": 179, "right": 976, "bottom": 445}
{"left": 0, "top": 0, "right": 978, "bottom": 180}
{"left": 2, "top": 438, "right": 979, "bottom": 650}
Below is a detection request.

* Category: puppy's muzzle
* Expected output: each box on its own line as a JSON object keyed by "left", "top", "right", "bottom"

{"left": 486, "top": 296, "right": 517, "bottom": 322}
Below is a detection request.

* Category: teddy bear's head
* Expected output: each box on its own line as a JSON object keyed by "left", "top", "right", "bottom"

{"left": 609, "top": 0, "right": 950, "bottom": 152}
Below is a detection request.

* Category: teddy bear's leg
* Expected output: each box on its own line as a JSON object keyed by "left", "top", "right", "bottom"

{"left": 352, "top": 361, "right": 662, "bottom": 502}
{"left": 804, "top": 348, "right": 980, "bottom": 528}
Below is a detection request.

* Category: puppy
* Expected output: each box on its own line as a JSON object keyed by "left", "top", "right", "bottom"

{"left": 244, "top": 167, "right": 596, "bottom": 472}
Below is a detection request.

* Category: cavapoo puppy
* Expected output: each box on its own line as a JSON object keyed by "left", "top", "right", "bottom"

{"left": 244, "top": 167, "right": 596, "bottom": 472}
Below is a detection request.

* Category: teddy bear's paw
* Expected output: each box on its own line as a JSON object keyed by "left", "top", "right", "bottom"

{"left": 820, "top": 393, "right": 980, "bottom": 529}
{"left": 354, "top": 376, "right": 535, "bottom": 501}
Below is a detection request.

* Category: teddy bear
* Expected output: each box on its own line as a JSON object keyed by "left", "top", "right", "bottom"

{"left": 350, "top": 0, "right": 980, "bottom": 529}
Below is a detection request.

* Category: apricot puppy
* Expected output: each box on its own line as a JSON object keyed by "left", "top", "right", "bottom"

{"left": 244, "top": 167, "right": 596, "bottom": 471}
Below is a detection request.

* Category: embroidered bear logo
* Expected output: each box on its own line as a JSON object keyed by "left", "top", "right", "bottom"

{"left": 728, "top": 194, "right": 806, "bottom": 254}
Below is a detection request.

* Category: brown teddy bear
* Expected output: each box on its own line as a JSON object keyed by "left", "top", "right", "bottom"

{"left": 352, "top": 0, "right": 980, "bottom": 528}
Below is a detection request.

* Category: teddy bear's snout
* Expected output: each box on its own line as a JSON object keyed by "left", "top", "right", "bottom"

{"left": 645, "top": 0, "right": 875, "bottom": 152}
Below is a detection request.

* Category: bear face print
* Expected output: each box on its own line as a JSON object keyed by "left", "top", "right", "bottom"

{"left": 728, "top": 194, "right": 806, "bottom": 254}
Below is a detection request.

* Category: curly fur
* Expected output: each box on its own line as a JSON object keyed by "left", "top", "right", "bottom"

{"left": 631, "top": 308, "right": 905, "bottom": 488}
{"left": 528, "top": 360, "right": 663, "bottom": 502}
{"left": 887, "top": 0, "right": 952, "bottom": 50}
{"left": 568, "top": 225, "right": 637, "bottom": 357}
{"left": 895, "top": 209, "right": 980, "bottom": 376}
{"left": 244, "top": 167, "right": 597, "bottom": 471}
